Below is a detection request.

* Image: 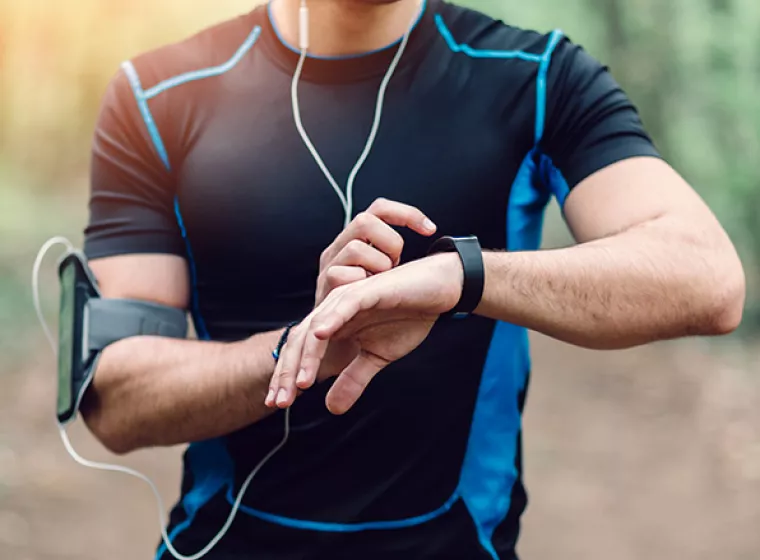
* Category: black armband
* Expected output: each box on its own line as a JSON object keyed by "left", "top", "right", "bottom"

{"left": 56, "top": 251, "right": 188, "bottom": 425}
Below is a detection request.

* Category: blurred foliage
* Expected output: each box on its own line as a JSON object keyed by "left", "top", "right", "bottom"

{"left": 1, "top": 0, "right": 758, "bottom": 342}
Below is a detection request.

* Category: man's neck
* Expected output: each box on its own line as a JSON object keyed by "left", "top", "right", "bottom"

{"left": 270, "top": 0, "right": 423, "bottom": 57}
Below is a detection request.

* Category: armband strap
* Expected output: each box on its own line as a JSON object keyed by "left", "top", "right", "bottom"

{"left": 55, "top": 249, "right": 190, "bottom": 426}
{"left": 85, "top": 299, "right": 188, "bottom": 354}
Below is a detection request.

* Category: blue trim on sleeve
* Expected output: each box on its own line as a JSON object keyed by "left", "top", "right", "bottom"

{"left": 143, "top": 26, "right": 262, "bottom": 99}
{"left": 229, "top": 489, "right": 459, "bottom": 532}
{"left": 534, "top": 29, "right": 565, "bottom": 145}
{"left": 121, "top": 61, "right": 171, "bottom": 169}
{"left": 120, "top": 24, "right": 263, "bottom": 340}
{"left": 120, "top": 60, "right": 212, "bottom": 340}
{"left": 434, "top": 15, "right": 542, "bottom": 62}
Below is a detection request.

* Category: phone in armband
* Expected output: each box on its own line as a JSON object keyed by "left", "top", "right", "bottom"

{"left": 57, "top": 251, "right": 100, "bottom": 425}
{"left": 55, "top": 250, "right": 190, "bottom": 426}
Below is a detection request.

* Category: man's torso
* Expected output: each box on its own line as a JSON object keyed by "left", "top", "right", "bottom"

{"left": 84, "top": 0, "right": 658, "bottom": 557}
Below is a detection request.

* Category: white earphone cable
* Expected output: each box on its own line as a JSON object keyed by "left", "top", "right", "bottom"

{"left": 32, "top": 237, "right": 291, "bottom": 560}
{"left": 32, "top": 2, "right": 420, "bottom": 557}
{"left": 291, "top": 0, "right": 417, "bottom": 229}
{"left": 32, "top": 236, "right": 74, "bottom": 351}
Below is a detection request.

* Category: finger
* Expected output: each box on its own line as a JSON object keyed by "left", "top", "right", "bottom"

{"left": 311, "top": 289, "right": 377, "bottom": 342}
{"left": 324, "top": 265, "right": 367, "bottom": 292}
{"left": 266, "top": 343, "right": 286, "bottom": 407}
{"left": 332, "top": 239, "right": 393, "bottom": 274}
{"left": 324, "top": 213, "right": 404, "bottom": 267}
{"left": 297, "top": 287, "right": 356, "bottom": 384}
{"left": 317, "top": 265, "right": 366, "bottom": 307}
{"left": 297, "top": 313, "right": 341, "bottom": 390}
{"left": 366, "top": 198, "right": 437, "bottom": 237}
{"left": 322, "top": 199, "right": 436, "bottom": 268}
{"left": 272, "top": 324, "right": 309, "bottom": 409}
{"left": 295, "top": 327, "right": 331, "bottom": 391}
{"left": 325, "top": 351, "right": 387, "bottom": 415}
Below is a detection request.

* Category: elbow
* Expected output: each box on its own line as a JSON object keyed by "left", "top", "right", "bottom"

{"left": 701, "top": 254, "right": 746, "bottom": 336}
{"left": 85, "top": 417, "right": 138, "bottom": 456}
{"left": 80, "top": 396, "right": 139, "bottom": 456}
{"left": 707, "top": 284, "right": 745, "bottom": 336}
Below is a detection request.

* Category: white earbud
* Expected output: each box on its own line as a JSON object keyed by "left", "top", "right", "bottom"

{"left": 299, "top": 0, "right": 309, "bottom": 51}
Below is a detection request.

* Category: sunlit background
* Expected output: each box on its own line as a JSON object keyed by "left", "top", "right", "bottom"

{"left": 1, "top": 1, "right": 759, "bottom": 559}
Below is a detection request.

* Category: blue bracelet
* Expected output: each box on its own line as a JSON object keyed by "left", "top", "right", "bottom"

{"left": 272, "top": 321, "right": 299, "bottom": 362}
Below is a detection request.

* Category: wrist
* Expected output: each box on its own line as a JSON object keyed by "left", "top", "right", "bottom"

{"left": 426, "top": 252, "right": 466, "bottom": 313}
{"left": 232, "top": 330, "right": 284, "bottom": 418}
{"left": 427, "top": 235, "right": 485, "bottom": 317}
{"left": 238, "top": 329, "right": 284, "bottom": 370}
{"left": 273, "top": 321, "right": 299, "bottom": 362}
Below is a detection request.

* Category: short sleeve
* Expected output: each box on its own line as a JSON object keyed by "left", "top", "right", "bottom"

{"left": 83, "top": 69, "right": 186, "bottom": 260}
{"left": 540, "top": 38, "right": 661, "bottom": 191}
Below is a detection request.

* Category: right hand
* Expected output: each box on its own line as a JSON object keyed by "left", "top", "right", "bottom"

{"left": 315, "top": 198, "right": 437, "bottom": 306}
{"left": 266, "top": 199, "right": 438, "bottom": 409}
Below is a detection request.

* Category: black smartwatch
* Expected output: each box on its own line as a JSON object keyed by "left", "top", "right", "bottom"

{"left": 427, "top": 235, "right": 485, "bottom": 319}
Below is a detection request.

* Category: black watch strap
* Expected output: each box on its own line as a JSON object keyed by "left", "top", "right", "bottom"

{"left": 427, "top": 235, "right": 485, "bottom": 319}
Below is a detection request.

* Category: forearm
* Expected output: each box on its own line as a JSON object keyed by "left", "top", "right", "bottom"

{"left": 81, "top": 329, "right": 282, "bottom": 454}
{"left": 475, "top": 216, "right": 744, "bottom": 349}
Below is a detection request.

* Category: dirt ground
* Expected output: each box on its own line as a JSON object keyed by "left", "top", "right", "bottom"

{"left": 1, "top": 334, "right": 759, "bottom": 560}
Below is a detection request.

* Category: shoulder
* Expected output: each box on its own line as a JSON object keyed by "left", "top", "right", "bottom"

{"left": 435, "top": 1, "right": 558, "bottom": 59}
{"left": 434, "top": 2, "right": 603, "bottom": 82}
{"left": 95, "top": 10, "right": 264, "bottom": 168}
{"left": 125, "top": 9, "right": 261, "bottom": 93}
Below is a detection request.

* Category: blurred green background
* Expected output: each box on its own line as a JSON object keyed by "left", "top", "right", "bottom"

{"left": 1, "top": 1, "right": 758, "bottom": 559}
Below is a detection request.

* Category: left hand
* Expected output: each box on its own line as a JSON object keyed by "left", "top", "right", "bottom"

{"left": 265, "top": 253, "right": 464, "bottom": 414}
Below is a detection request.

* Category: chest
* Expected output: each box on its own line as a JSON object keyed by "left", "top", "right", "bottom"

{"left": 174, "top": 67, "right": 533, "bottom": 329}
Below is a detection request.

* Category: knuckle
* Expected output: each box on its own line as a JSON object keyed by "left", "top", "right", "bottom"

{"left": 345, "top": 239, "right": 365, "bottom": 257}
{"left": 369, "top": 197, "right": 389, "bottom": 212}
{"left": 325, "top": 267, "right": 341, "bottom": 287}
{"left": 319, "top": 248, "right": 331, "bottom": 268}
{"left": 379, "top": 255, "right": 394, "bottom": 272}
{"left": 390, "top": 232, "right": 404, "bottom": 255}
{"left": 353, "top": 212, "right": 372, "bottom": 232}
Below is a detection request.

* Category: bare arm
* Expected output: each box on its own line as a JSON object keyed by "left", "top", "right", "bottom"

{"left": 476, "top": 157, "right": 746, "bottom": 348}
{"left": 267, "top": 158, "right": 747, "bottom": 414}
{"left": 81, "top": 254, "right": 281, "bottom": 455}
{"left": 83, "top": 199, "right": 435, "bottom": 452}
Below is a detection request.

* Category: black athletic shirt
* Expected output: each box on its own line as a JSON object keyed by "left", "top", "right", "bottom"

{"left": 84, "top": 1, "right": 659, "bottom": 558}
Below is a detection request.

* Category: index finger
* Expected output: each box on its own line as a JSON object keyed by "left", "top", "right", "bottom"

{"left": 366, "top": 198, "right": 437, "bottom": 236}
